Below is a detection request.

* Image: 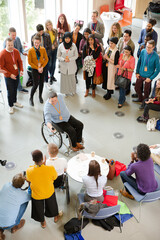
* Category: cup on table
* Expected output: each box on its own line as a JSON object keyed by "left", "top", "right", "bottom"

{"left": 91, "top": 151, "right": 95, "bottom": 157}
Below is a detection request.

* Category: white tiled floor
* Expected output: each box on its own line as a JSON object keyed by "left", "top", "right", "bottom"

{"left": 0, "top": 18, "right": 160, "bottom": 240}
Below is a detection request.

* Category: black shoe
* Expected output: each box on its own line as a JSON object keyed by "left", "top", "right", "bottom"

{"left": 132, "top": 98, "right": 141, "bottom": 103}
{"left": 139, "top": 104, "right": 144, "bottom": 110}
{"left": 118, "top": 104, "right": 123, "bottom": 108}
{"left": 50, "top": 78, "right": 53, "bottom": 85}
{"left": 103, "top": 93, "right": 111, "bottom": 100}
{"left": 132, "top": 82, "right": 136, "bottom": 86}
{"left": 125, "top": 90, "right": 130, "bottom": 95}
{"left": 132, "top": 93, "right": 138, "bottom": 98}
{"left": 115, "top": 86, "right": 119, "bottom": 90}
{"left": 29, "top": 98, "right": 34, "bottom": 106}
{"left": 137, "top": 116, "right": 148, "bottom": 123}
{"left": 52, "top": 76, "right": 57, "bottom": 82}
{"left": 39, "top": 97, "right": 44, "bottom": 104}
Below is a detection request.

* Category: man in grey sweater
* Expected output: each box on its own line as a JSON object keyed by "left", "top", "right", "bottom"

{"left": 87, "top": 10, "right": 105, "bottom": 45}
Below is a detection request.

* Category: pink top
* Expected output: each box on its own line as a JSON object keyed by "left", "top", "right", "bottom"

{"left": 118, "top": 54, "right": 135, "bottom": 80}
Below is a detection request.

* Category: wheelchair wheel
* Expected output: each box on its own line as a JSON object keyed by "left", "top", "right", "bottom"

{"left": 41, "top": 122, "right": 62, "bottom": 149}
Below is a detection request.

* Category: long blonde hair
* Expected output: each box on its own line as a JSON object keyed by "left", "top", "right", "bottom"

{"left": 45, "top": 19, "right": 54, "bottom": 33}
{"left": 109, "top": 22, "right": 122, "bottom": 39}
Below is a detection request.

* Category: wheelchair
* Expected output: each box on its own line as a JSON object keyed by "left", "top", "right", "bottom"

{"left": 41, "top": 121, "right": 72, "bottom": 156}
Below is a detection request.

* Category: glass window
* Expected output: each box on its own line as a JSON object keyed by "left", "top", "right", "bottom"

{"left": 0, "top": 0, "right": 10, "bottom": 50}
{"left": 25, "top": 0, "right": 45, "bottom": 44}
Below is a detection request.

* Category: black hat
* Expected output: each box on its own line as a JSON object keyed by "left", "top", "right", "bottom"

{"left": 109, "top": 37, "right": 118, "bottom": 44}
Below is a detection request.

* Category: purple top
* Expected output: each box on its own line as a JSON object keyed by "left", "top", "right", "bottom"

{"left": 126, "top": 157, "right": 158, "bottom": 193}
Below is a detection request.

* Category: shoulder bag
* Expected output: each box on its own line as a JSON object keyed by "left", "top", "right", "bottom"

{"left": 115, "top": 68, "right": 130, "bottom": 89}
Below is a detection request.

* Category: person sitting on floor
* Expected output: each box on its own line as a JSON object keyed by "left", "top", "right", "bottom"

{"left": 26, "top": 149, "right": 63, "bottom": 229}
{"left": 82, "top": 160, "right": 107, "bottom": 202}
{"left": 137, "top": 79, "right": 160, "bottom": 123}
{"left": 120, "top": 144, "right": 160, "bottom": 199}
{"left": 0, "top": 173, "right": 30, "bottom": 240}
{"left": 46, "top": 143, "right": 67, "bottom": 188}
{"left": 44, "top": 91, "right": 84, "bottom": 152}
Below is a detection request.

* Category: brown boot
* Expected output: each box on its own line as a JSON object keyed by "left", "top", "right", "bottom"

{"left": 92, "top": 89, "right": 95, "bottom": 98}
{"left": 11, "top": 219, "right": 25, "bottom": 233}
{"left": 0, "top": 229, "right": 5, "bottom": 240}
{"left": 120, "top": 189, "right": 134, "bottom": 200}
{"left": 84, "top": 89, "right": 89, "bottom": 97}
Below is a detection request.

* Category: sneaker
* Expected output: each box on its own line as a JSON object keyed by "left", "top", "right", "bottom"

{"left": 46, "top": 82, "right": 52, "bottom": 91}
{"left": 132, "top": 93, "right": 138, "bottom": 98}
{"left": 14, "top": 102, "right": 23, "bottom": 108}
{"left": 9, "top": 107, "right": 14, "bottom": 114}
{"left": 19, "top": 88, "right": 28, "bottom": 94}
{"left": 137, "top": 116, "right": 148, "bottom": 123}
{"left": 41, "top": 220, "right": 46, "bottom": 229}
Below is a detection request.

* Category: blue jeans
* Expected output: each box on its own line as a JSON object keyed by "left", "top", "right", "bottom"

{"left": 120, "top": 171, "right": 160, "bottom": 194}
{"left": 49, "top": 48, "right": 57, "bottom": 78}
{"left": 0, "top": 202, "right": 28, "bottom": 230}
{"left": 120, "top": 171, "right": 145, "bottom": 195}
{"left": 44, "top": 62, "right": 49, "bottom": 83}
{"left": 118, "top": 87, "right": 126, "bottom": 105}
{"left": 5, "top": 75, "right": 19, "bottom": 107}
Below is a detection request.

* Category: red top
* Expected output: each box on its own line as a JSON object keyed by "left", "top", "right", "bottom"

{"left": 118, "top": 53, "right": 135, "bottom": 81}
{"left": 0, "top": 48, "right": 23, "bottom": 78}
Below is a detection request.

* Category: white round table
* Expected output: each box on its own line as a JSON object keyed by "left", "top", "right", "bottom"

{"left": 67, "top": 153, "right": 109, "bottom": 183}
{"left": 100, "top": 11, "right": 121, "bottom": 46}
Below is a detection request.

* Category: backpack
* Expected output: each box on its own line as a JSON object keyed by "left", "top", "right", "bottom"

{"left": 156, "top": 119, "right": 160, "bottom": 131}
{"left": 146, "top": 118, "right": 157, "bottom": 131}
{"left": 64, "top": 231, "right": 84, "bottom": 240}
{"left": 64, "top": 218, "right": 89, "bottom": 235}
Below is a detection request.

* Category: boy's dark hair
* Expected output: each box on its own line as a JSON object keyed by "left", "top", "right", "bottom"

{"left": 31, "top": 150, "right": 43, "bottom": 163}
{"left": 124, "top": 29, "right": 132, "bottom": 37}
{"left": 6, "top": 37, "right": 13, "bottom": 43}
{"left": 36, "top": 24, "right": 44, "bottom": 32}
{"left": 33, "top": 33, "right": 41, "bottom": 41}
{"left": 146, "top": 32, "right": 152, "bottom": 39}
{"left": 148, "top": 18, "right": 157, "bottom": 26}
{"left": 147, "top": 39, "right": 155, "bottom": 47}
{"left": 12, "top": 173, "right": 25, "bottom": 188}
{"left": 9, "top": 27, "right": 16, "bottom": 33}
{"left": 137, "top": 144, "right": 151, "bottom": 161}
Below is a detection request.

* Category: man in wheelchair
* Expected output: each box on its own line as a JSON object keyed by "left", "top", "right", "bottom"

{"left": 46, "top": 143, "right": 67, "bottom": 188}
{"left": 44, "top": 91, "right": 84, "bottom": 152}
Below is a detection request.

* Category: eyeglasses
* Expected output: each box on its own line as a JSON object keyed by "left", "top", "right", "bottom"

{"left": 146, "top": 46, "right": 153, "bottom": 49}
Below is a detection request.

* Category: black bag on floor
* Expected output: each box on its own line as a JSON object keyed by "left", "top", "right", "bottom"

{"left": 149, "top": 1, "right": 160, "bottom": 13}
{"left": 64, "top": 217, "right": 89, "bottom": 234}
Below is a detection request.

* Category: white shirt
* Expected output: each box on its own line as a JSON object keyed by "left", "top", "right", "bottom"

{"left": 46, "top": 157, "right": 67, "bottom": 176}
{"left": 150, "top": 144, "right": 160, "bottom": 156}
{"left": 82, "top": 175, "right": 107, "bottom": 197}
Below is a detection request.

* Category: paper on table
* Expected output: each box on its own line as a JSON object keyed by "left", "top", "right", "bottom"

{"left": 76, "top": 153, "right": 88, "bottom": 161}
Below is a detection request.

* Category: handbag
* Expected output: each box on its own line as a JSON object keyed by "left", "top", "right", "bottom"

{"left": 115, "top": 70, "right": 130, "bottom": 89}
{"left": 146, "top": 118, "right": 158, "bottom": 131}
{"left": 105, "top": 159, "right": 116, "bottom": 180}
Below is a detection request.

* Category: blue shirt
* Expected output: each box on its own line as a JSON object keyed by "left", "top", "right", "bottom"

{"left": 138, "top": 29, "right": 158, "bottom": 46}
{"left": 44, "top": 93, "right": 70, "bottom": 124}
{"left": 136, "top": 49, "right": 160, "bottom": 80}
{"left": 3, "top": 36, "right": 24, "bottom": 54}
{"left": 0, "top": 183, "right": 30, "bottom": 227}
{"left": 125, "top": 158, "right": 158, "bottom": 193}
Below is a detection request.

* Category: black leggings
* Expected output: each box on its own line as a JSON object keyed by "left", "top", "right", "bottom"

{"left": 142, "top": 98, "right": 160, "bottom": 117}
{"left": 30, "top": 69, "right": 45, "bottom": 98}
{"left": 85, "top": 71, "right": 96, "bottom": 90}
